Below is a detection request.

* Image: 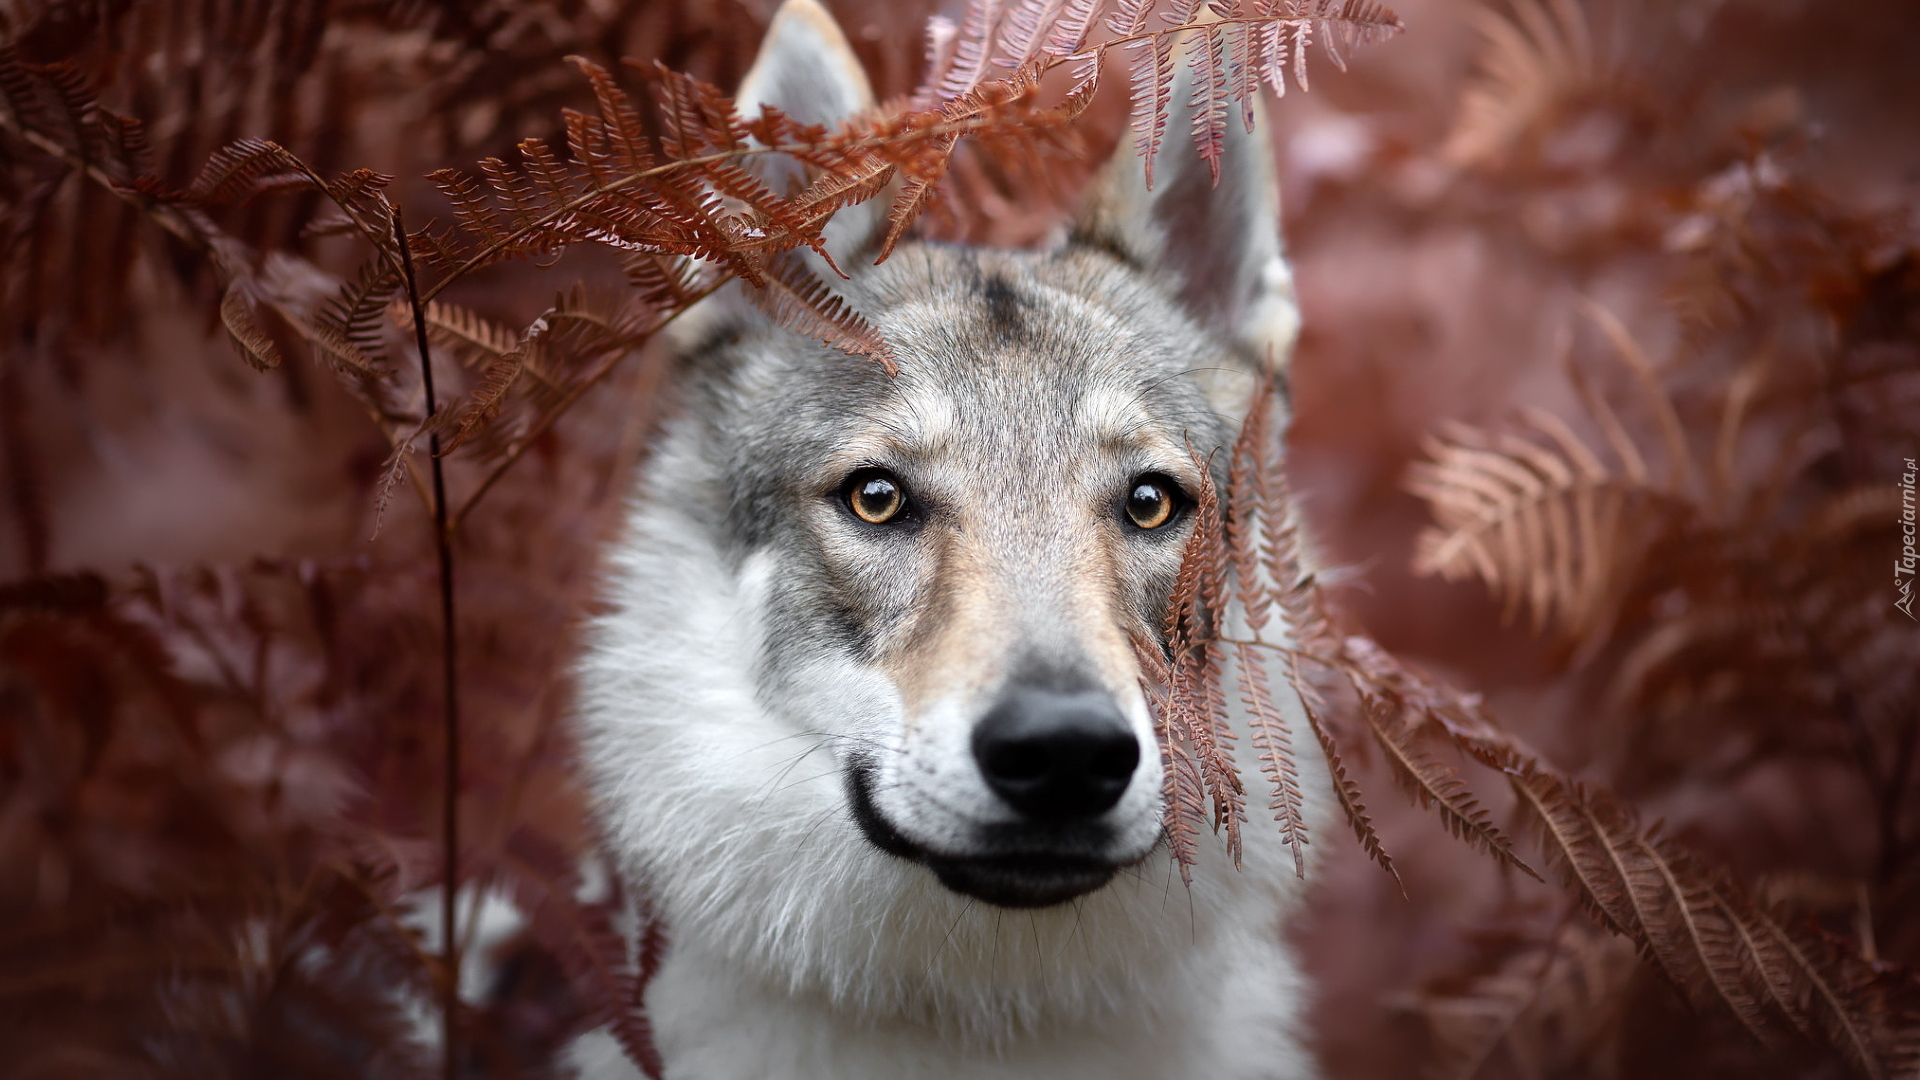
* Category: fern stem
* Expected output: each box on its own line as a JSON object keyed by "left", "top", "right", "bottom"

{"left": 395, "top": 207, "right": 462, "bottom": 1080}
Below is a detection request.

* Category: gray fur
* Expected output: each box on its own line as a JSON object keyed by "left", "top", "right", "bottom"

{"left": 570, "top": 3, "right": 1325, "bottom": 1077}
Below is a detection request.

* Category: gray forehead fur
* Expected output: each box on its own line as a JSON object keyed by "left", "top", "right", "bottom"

{"left": 668, "top": 239, "right": 1235, "bottom": 558}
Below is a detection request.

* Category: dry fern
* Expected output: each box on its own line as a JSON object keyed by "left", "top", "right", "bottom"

{"left": 1138, "top": 364, "right": 1920, "bottom": 1072}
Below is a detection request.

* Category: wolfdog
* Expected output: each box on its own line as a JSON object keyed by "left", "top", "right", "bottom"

{"left": 570, "top": 2, "right": 1330, "bottom": 1076}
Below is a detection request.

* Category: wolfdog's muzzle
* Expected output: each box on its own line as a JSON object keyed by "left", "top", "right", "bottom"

{"left": 848, "top": 673, "right": 1146, "bottom": 908}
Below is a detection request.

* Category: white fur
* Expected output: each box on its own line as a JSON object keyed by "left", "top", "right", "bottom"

{"left": 571, "top": 467, "right": 1330, "bottom": 1078}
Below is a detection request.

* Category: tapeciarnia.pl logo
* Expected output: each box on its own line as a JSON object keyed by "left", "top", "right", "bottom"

{"left": 1900, "top": 457, "right": 1917, "bottom": 620}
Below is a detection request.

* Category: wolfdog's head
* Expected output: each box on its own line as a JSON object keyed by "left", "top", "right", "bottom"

{"left": 577, "top": 0, "right": 1303, "bottom": 1008}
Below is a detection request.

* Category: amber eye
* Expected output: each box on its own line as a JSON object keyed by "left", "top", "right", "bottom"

{"left": 844, "top": 468, "right": 907, "bottom": 524}
{"left": 1126, "top": 475, "right": 1179, "bottom": 529}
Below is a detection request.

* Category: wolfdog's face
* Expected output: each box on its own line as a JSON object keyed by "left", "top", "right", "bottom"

{"left": 686, "top": 244, "right": 1239, "bottom": 907}
{"left": 579, "top": 0, "right": 1297, "bottom": 922}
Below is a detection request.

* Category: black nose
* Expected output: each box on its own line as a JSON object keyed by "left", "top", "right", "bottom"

{"left": 972, "top": 686, "right": 1140, "bottom": 820}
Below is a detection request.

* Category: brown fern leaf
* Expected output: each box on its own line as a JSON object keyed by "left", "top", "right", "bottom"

{"left": 368, "top": 420, "right": 426, "bottom": 536}
{"left": 1237, "top": 640, "right": 1308, "bottom": 876}
{"left": 1303, "top": 692, "right": 1398, "bottom": 885}
{"left": 1444, "top": 0, "right": 1603, "bottom": 168}
{"left": 743, "top": 252, "right": 897, "bottom": 372}
{"left": 410, "top": 300, "right": 519, "bottom": 370}
{"left": 645, "top": 61, "right": 748, "bottom": 160}
{"left": 1126, "top": 32, "right": 1177, "bottom": 188}
{"left": 1187, "top": 24, "right": 1230, "bottom": 186}
{"left": 1508, "top": 764, "right": 1919, "bottom": 1075}
{"left": 936, "top": 0, "right": 1008, "bottom": 102}
{"left": 1106, "top": 0, "right": 1154, "bottom": 37}
{"left": 1307, "top": 0, "right": 1406, "bottom": 69}
{"left": 993, "top": 0, "right": 1067, "bottom": 69}
{"left": 1252, "top": 15, "right": 1292, "bottom": 99}
{"left": 879, "top": 70, "right": 1068, "bottom": 259}
{"left": 1136, "top": 635, "right": 1204, "bottom": 885}
{"left": 1580, "top": 299, "right": 1698, "bottom": 499}
{"left": 219, "top": 281, "right": 284, "bottom": 371}
{"left": 1161, "top": 0, "right": 1208, "bottom": 27}
{"left": 1219, "top": 378, "right": 1317, "bottom": 876}
{"left": 517, "top": 135, "right": 581, "bottom": 209}
{"left": 792, "top": 160, "right": 898, "bottom": 248}
{"left": 318, "top": 168, "right": 398, "bottom": 253}
{"left": 1225, "top": 19, "right": 1261, "bottom": 133}
{"left": 1409, "top": 414, "right": 1684, "bottom": 640}
{"left": 1225, "top": 371, "right": 1278, "bottom": 634}
{"left": 1630, "top": 834, "right": 1787, "bottom": 1049}
{"left": 1159, "top": 710, "right": 1209, "bottom": 886}
{"left": 622, "top": 251, "right": 710, "bottom": 312}
{"left": 1286, "top": 9, "right": 1315, "bottom": 93}
{"left": 646, "top": 64, "right": 835, "bottom": 263}
{"left": 1419, "top": 921, "right": 1638, "bottom": 1080}
{"left": 571, "top": 57, "right": 655, "bottom": 176}
{"left": 916, "top": 15, "right": 963, "bottom": 108}
{"left": 315, "top": 260, "right": 401, "bottom": 373}
{"left": 1739, "top": 898, "right": 1911, "bottom": 1080}
{"left": 403, "top": 223, "right": 466, "bottom": 272}
{"left": 880, "top": 130, "right": 961, "bottom": 261}
{"left": 1180, "top": 453, "right": 1248, "bottom": 858}
{"left": 441, "top": 315, "right": 543, "bottom": 455}
{"left": 477, "top": 155, "right": 545, "bottom": 235}
{"left": 1044, "top": 0, "right": 1104, "bottom": 56}
{"left": 1334, "top": 633, "right": 1528, "bottom": 772}
{"left": 185, "top": 137, "right": 318, "bottom": 206}
{"left": 1195, "top": 642, "right": 1247, "bottom": 862}
{"left": 522, "top": 882, "right": 666, "bottom": 1080}
{"left": 1358, "top": 693, "right": 1537, "bottom": 877}
{"left": 429, "top": 168, "right": 515, "bottom": 250}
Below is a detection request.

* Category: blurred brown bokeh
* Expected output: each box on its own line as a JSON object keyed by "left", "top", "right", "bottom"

{"left": 2, "top": 1, "right": 1915, "bottom": 1076}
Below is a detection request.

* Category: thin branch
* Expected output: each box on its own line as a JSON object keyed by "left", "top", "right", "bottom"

{"left": 394, "top": 207, "right": 462, "bottom": 1080}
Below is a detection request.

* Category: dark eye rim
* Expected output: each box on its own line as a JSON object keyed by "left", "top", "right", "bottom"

{"left": 1122, "top": 471, "right": 1191, "bottom": 532}
{"left": 836, "top": 466, "right": 918, "bottom": 527}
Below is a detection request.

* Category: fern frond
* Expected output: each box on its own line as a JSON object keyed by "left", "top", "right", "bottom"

{"left": 1445, "top": 0, "right": 1603, "bottom": 167}
{"left": 1044, "top": 0, "right": 1104, "bottom": 57}
{"left": 1106, "top": 0, "right": 1155, "bottom": 37}
{"left": 1188, "top": 25, "right": 1230, "bottom": 186}
{"left": 410, "top": 301, "right": 519, "bottom": 369}
{"left": 1580, "top": 299, "right": 1697, "bottom": 499}
{"left": 185, "top": 138, "right": 317, "bottom": 206}
{"left": 1409, "top": 414, "right": 1685, "bottom": 639}
{"left": 1237, "top": 641, "right": 1308, "bottom": 876}
{"left": 521, "top": 877, "right": 666, "bottom": 1080}
{"left": 1419, "top": 921, "right": 1637, "bottom": 1080}
{"left": 938, "top": 0, "right": 1008, "bottom": 102}
{"left": 315, "top": 260, "right": 401, "bottom": 373}
{"left": 743, "top": 253, "right": 897, "bottom": 372}
{"left": 1126, "top": 32, "right": 1177, "bottom": 188}
{"left": 430, "top": 168, "right": 515, "bottom": 251}
{"left": 1508, "top": 765, "right": 1917, "bottom": 1076}
{"left": 994, "top": 0, "right": 1068, "bottom": 69}
{"left": 1359, "top": 694, "right": 1536, "bottom": 876}
{"left": 572, "top": 56, "right": 655, "bottom": 176}
{"left": 1304, "top": 693, "right": 1398, "bottom": 885}
{"left": 917, "top": 15, "right": 962, "bottom": 107}
{"left": 219, "top": 281, "right": 283, "bottom": 371}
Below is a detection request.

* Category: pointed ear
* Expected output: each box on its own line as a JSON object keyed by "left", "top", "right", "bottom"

{"left": 734, "top": 0, "right": 885, "bottom": 262}
{"left": 1072, "top": 31, "right": 1299, "bottom": 416}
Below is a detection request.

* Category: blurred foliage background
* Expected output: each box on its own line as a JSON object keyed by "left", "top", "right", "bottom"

{"left": 0, "top": 0, "right": 1915, "bottom": 1077}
